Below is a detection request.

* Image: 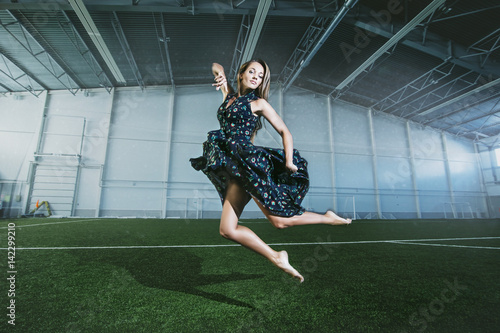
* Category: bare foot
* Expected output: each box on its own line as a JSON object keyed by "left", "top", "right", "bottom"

{"left": 274, "top": 250, "right": 304, "bottom": 283}
{"left": 325, "top": 210, "right": 352, "bottom": 225}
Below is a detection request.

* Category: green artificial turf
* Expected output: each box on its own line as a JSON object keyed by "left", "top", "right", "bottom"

{"left": 0, "top": 218, "right": 499, "bottom": 332}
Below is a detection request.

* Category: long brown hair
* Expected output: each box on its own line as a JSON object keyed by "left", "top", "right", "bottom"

{"left": 237, "top": 59, "right": 270, "bottom": 140}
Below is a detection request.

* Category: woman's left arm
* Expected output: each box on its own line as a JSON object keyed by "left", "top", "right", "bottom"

{"left": 252, "top": 99, "right": 298, "bottom": 173}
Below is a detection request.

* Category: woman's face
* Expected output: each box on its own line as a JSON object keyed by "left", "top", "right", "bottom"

{"left": 240, "top": 62, "right": 265, "bottom": 91}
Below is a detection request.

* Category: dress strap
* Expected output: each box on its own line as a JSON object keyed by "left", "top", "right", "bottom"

{"left": 244, "top": 90, "right": 260, "bottom": 103}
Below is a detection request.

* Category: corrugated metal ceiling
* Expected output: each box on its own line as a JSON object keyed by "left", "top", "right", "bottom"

{"left": 0, "top": 0, "right": 499, "bottom": 145}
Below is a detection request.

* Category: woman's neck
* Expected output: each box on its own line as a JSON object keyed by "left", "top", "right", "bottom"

{"left": 238, "top": 88, "right": 254, "bottom": 98}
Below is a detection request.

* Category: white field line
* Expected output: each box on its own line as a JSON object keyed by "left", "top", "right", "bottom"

{"left": 1, "top": 236, "right": 499, "bottom": 251}
{"left": 389, "top": 241, "right": 500, "bottom": 250}
{"left": 0, "top": 219, "right": 101, "bottom": 229}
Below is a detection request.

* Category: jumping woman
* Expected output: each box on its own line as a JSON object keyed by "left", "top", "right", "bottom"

{"left": 191, "top": 60, "right": 351, "bottom": 282}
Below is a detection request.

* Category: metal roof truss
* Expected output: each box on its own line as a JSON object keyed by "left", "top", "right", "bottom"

{"left": 57, "top": 10, "right": 113, "bottom": 93}
{"left": 0, "top": 9, "right": 80, "bottom": 95}
{"left": 111, "top": 11, "right": 144, "bottom": 89}
{"left": 0, "top": 51, "right": 46, "bottom": 97}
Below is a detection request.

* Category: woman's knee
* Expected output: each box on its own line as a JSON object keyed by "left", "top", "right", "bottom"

{"left": 219, "top": 225, "right": 235, "bottom": 239}
{"left": 268, "top": 216, "right": 289, "bottom": 229}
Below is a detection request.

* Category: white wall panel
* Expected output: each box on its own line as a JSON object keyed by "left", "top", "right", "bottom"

{"left": 449, "top": 161, "right": 481, "bottom": 192}
{"left": 104, "top": 140, "right": 166, "bottom": 181}
{"left": 445, "top": 136, "right": 476, "bottom": 162}
{"left": 81, "top": 136, "right": 108, "bottom": 166}
{"left": 408, "top": 124, "right": 444, "bottom": 160}
{"left": 414, "top": 159, "right": 448, "bottom": 190}
{"left": 373, "top": 115, "right": 408, "bottom": 157}
{"left": 100, "top": 187, "right": 163, "bottom": 217}
{"left": 74, "top": 167, "right": 100, "bottom": 217}
{"left": 171, "top": 85, "right": 223, "bottom": 217}
{"left": 41, "top": 132, "right": 83, "bottom": 154}
{"left": 0, "top": 132, "right": 36, "bottom": 180}
{"left": 109, "top": 88, "right": 170, "bottom": 141}
{"left": 335, "top": 154, "right": 374, "bottom": 189}
{"left": 331, "top": 102, "right": 371, "bottom": 155}
{"left": 302, "top": 151, "right": 333, "bottom": 189}
{"left": 419, "top": 193, "right": 452, "bottom": 216}
{"left": 284, "top": 89, "right": 330, "bottom": 152}
{"left": 0, "top": 94, "right": 43, "bottom": 133}
{"left": 44, "top": 116, "right": 85, "bottom": 136}
{"left": 0, "top": 93, "right": 43, "bottom": 181}
{"left": 478, "top": 149, "right": 498, "bottom": 190}
{"left": 1, "top": 86, "right": 490, "bottom": 218}
{"left": 100, "top": 88, "right": 170, "bottom": 216}
{"left": 380, "top": 193, "right": 417, "bottom": 217}
{"left": 377, "top": 156, "right": 413, "bottom": 190}
{"left": 173, "top": 85, "right": 220, "bottom": 144}
{"left": 44, "top": 91, "right": 111, "bottom": 163}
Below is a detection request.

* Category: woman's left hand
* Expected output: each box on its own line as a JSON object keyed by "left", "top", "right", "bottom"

{"left": 286, "top": 162, "right": 298, "bottom": 174}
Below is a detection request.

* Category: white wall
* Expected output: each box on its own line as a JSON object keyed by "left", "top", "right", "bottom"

{"left": 477, "top": 144, "right": 500, "bottom": 218}
{"left": 0, "top": 85, "right": 489, "bottom": 219}
{"left": 0, "top": 92, "right": 45, "bottom": 217}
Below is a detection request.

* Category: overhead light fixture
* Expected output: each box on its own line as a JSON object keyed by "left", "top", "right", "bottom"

{"left": 240, "top": 0, "right": 272, "bottom": 64}
{"left": 68, "top": 0, "right": 126, "bottom": 84}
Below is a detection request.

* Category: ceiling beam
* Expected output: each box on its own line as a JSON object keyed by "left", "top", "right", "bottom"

{"left": 423, "top": 91, "right": 500, "bottom": 126}
{"left": 68, "top": 0, "right": 126, "bottom": 84}
{"left": 343, "top": 14, "right": 500, "bottom": 78}
{"left": 229, "top": 14, "right": 251, "bottom": 87}
{"left": 424, "top": 4, "right": 500, "bottom": 24}
{"left": 159, "top": 12, "right": 174, "bottom": 86}
{"left": 2, "top": 1, "right": 495, "bottom": 77}
{"left": 0, "top": 2, "right": 330, "bottom": 17}
{"left": 372, "top": 62, "right": 456, "bottom": 113}
{"left": 331, "top": 0, "right": 447, "bottom": 94}
{"left": 443, "top": 104, "right": 500, "bottom": 131}
{"left": 0, "top": 10, "right": 80, "bottom": 95}
{"left": 57, "top": 10, "right": 113, "bottom": 92}
{"left": 111, "top": 11, "right": 144, "bottom": 88}
{"left": 412, "top": 77, "right": 500, "bottom": 118}
{"left": 0, "top": 51, "right": 46, "bottom": 96}
{"left": 240, "top": 0, "right": 272, "bottom": 64}
{"left": 280, "top": 0, "right": 358, "bottom": 92}
{"left": 400, "top": 70, "right": 483, "bottom": 119}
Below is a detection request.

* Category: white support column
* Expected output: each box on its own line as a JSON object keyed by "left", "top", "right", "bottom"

{"left": 25, "top": 91, "right": 49, "bottom": 214}
{"left": 34, "top": 91, "right": 49, "bottom": 155}
{"left": 367, "top": 109, "right": 381, "bottom": 218}
{"left": 71, "top": 118, "right": 87, "bottom": 217}
{"left": 162, "top": 86, "right": 175, "bottom": 218}
{"left": 327, "top": 97, "right": 337, "bottom": 212}
{"left": 406, "top": 122, "right": 421, "bottom": 218}
{"left": 95, "top": 88, "right": 115, "bottom": 217}
{"left": 441, "top": 132, "right": 456, "bottom": 217}
{"left": 277, "top": 84, "right": 284, "bottom": 119}
{"left": 473, "top": 143, "right": 489, "bottom": 218}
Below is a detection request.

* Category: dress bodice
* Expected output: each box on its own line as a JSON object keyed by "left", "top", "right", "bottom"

{"left": 217, "top": 91, "right": 260, "bottom": 142}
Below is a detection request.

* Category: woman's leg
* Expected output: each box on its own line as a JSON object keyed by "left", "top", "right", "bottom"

{"left": 220, "top": 180, "right": 304, "bottom": 282}
{"left": 253, "top": 199, "right": 352, "bottom": 229}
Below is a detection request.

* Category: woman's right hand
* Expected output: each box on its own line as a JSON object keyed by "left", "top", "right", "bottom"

{"left": 212, "top": 63, "right": 227, "bottom": 91}
{"left": 213, "top": 73, "right": 227, "bottom": 91}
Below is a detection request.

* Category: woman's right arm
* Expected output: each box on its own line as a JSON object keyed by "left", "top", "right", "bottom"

{"left": 212, "top": 63, "right": 234, "bottom": 101}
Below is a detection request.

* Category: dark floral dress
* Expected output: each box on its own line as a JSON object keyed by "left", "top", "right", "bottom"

{"left": 190, "top": 90, "right": 309, "bottom": 217}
